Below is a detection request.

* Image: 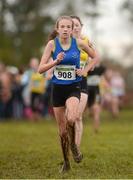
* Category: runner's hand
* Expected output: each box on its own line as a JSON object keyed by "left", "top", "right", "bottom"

{"left": 56, "top": 52, "right": 65, "bottom": 64}
{"left": 76, "top": 68, "right": 84, "bottom": 76}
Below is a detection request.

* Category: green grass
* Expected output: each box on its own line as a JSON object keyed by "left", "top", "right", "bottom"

{"left": 0, "top": 109, "right": 133, "bottom": 179}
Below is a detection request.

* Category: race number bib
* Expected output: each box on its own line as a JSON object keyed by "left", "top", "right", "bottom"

{"left": 87, "top": 75, "right": 100, "bottom": 86}
{"left": 80, "top": 61, "right": 86, "bottom": 69}
{"left": 54, "top": 65, "right": 76, "bottom": 80}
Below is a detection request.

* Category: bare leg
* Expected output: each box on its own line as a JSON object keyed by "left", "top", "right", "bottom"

{"left": 91, "top": 103, "right": 101, "bottom": 133}
{"left": 111, "top": 97, "right": 119, "bottom": 118}
{"left": 75, "top": 93, "right": 88, "bottom": 147}
{"left": 53, "top": 107, "right": 70, "bottom": 172}
{"left": 66, "top": 97, "right": 83, "bottom": 163}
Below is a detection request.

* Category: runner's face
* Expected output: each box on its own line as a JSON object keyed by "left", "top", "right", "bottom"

{"left": 72, "top": 18, "right": 82, "bottom": 37}
{"left": 57, "top": 19, "right": 73, "bottom": 39}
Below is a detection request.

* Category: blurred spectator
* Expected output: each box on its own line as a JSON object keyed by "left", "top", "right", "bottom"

{"left": 30, "top": 59, "right": 46, "bottom": 121}
{"left": 110, "top": 70, "right": 125, "bottom": 109}
{"left": 100, "top": 68, "right": 120, "bottom": 118}
{"left": 21, "top": 58, "right": 39, "bottom": 119}
{"left": 43, "top": 68, "right": 54, "bottom": 117}
{"left": 7, "top": 66, "right": 24, "bottom": 119}
{"left": 0, "top": 63, "right": 12, "bottom": 119}
{"left": 87, "top": 63, "right": 106, "bottom": 133}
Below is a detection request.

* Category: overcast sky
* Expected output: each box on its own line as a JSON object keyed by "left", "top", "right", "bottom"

{"left": 6, "top": 0, "right": 133, "bottom": 67}
{"left": 81, "top": 0, "right": 132, "bottom": 67}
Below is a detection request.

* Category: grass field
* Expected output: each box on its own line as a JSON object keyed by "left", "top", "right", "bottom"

{"left": 0, "top": 109, "right": 133, "bottom": 179}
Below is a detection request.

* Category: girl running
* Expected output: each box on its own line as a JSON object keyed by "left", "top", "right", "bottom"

{"left": 71, "top": 16, "right": 99, "bottom": 144}
{"left": 38, "top": 16, "right": 99, "bottom": 173}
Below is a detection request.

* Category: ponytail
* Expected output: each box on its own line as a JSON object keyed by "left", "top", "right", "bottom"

{"left": 47, "top": 30, "right": 58, "bottom": 41}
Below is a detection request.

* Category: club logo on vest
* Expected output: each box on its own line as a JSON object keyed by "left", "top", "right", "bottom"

{"left": 72, "top": 52, "right": 79, "bottom": 59}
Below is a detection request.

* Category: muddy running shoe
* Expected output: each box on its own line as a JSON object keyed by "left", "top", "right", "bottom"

{"left": 71, "top": 144, "right": 83, "bottom": 163}
{"left": 59, "top": 161, "right": 71, "bottom": 173}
